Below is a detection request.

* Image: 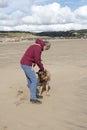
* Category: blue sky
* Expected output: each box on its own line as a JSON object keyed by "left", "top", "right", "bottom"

{"left": 0, "top": 0, "right": 87, "bottom": 32}
{"left": 44, "top": 0, "right": 87, "bottom": 10}
{"left": 50, "top": 0, "right": 87, "bottom": 10}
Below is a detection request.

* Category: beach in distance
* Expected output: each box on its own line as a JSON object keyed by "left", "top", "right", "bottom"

{"left": 0, "top": 39, "right": 87, "bottom": 130}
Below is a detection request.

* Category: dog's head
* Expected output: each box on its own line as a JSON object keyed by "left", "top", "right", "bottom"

{"left": 36, "top": 70, "right": 50, "bottom": 82}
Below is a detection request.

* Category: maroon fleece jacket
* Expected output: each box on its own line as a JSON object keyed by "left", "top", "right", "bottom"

{"left": 20, "top": 39, "right": 45, "bottom": 71}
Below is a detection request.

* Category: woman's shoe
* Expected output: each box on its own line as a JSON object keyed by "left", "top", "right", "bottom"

{"left": 30, "top": 99, "right": 42, "bottom": 104}
{"left": 36, "top": 95, "right": 43, "bottom": 99}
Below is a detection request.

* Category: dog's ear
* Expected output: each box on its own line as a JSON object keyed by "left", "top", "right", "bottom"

{"left": 39, "top": 69, "right": 45, "bottom": 72}
{"left": 44, "top": 69, "right": 47, "bottom": 73}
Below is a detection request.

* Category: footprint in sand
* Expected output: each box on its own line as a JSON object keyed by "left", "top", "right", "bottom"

{"left": 0, "top": 126, "right": 8, "bottom": 130}
{"left": 15, "top": 89, "right": 29, "bottom": 106}
{"left": 17, "top": 90, "right": 23, "bottom": 96}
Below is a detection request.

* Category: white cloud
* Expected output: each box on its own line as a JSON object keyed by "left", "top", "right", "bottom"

{"left": 0, "top": 0, "right": 25, "bottom": 8}
{"left": 74, "top": 6, "right": 87, "bottom": 24}
{"left": 22, "top": 3, "right": 74, "bottom": 25}
{"left": 0, "top": 0, "right": 45, "bottom": 8}
{"left": 10, "top": 10, "right": 26, "bottom": 20}
{"left": 0, "top": 0, "right": 9, "bottom": 8}
{"left": 0, "top": 13, "right": 8, "bottom": 20}
{"left": 0, "top": 2, "right": 87, "bottom": 32}
{"left": 0, "top": 10, "right": 26, "bottom": 27}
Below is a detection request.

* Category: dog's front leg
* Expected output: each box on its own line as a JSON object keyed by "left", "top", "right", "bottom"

{"left": 46, "top": 84, "right": 50, "bottom": 96}
{"left": 38, "top": 86, "right": 43, "bottom": 96}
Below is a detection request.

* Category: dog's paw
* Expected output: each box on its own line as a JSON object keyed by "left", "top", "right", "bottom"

{"left": 46, "top": 92, "right": 50, "bottom": 96}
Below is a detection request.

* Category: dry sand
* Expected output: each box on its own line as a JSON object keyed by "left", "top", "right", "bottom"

{"left": 0, "top": 39, "right": 87, "bottom": 130}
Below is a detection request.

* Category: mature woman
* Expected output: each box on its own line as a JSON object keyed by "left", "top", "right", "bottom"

{"left": 20, "top": 39, "right": 51, "bottom": 104}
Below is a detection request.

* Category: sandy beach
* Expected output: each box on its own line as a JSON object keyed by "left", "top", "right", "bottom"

{"left": 0, "top": 39, "right": 87, "bottom": 130}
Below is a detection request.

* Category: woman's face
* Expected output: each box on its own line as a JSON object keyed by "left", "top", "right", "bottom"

{"left": 43, "top": 46, "right": 47, "bottom": 51}
{"left": 43, "top": 46, "right": 49, "bottom": 51}
{"left": 43, "top": 44, "right": 51, "bottom": 51}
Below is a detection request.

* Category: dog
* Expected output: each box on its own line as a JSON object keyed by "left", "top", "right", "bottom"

{"left": 36, "top": 70, "right": 51, "bottom": 96}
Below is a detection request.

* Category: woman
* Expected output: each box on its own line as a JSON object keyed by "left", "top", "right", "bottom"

{"left": 20, "top": 39, "right": 51, "bottom": 104}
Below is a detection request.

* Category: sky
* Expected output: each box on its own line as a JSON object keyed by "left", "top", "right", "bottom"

{"left": 0, "top": 0, "right": 87, "bottom": 32}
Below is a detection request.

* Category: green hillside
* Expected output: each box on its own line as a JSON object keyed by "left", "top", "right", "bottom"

{"left": 0, "top": 29, "right": 87, "bottom": 38}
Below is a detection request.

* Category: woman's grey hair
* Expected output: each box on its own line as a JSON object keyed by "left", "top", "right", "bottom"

{"left": 45, "top": 41, "right": 51, "bottom": 50}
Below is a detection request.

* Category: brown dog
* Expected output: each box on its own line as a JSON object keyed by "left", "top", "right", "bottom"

{"left": 36, "top": 70, "right": 51, "bottom": 96}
